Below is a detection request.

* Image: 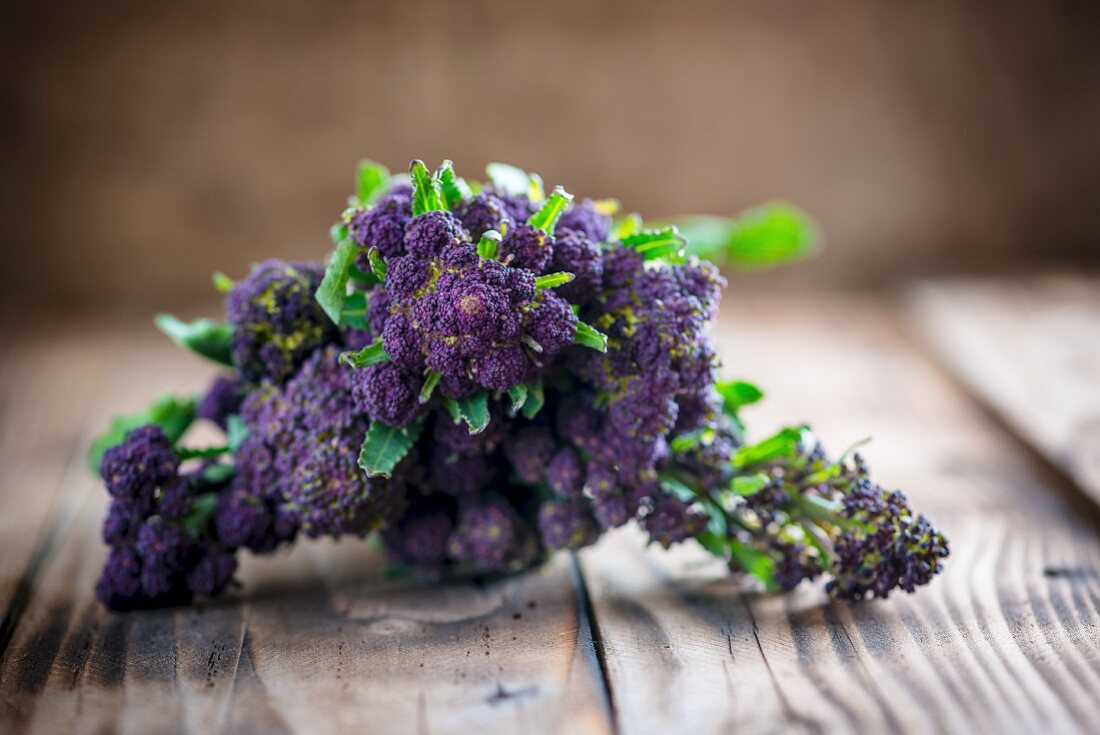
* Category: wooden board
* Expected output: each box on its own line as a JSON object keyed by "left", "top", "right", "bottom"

{"left": 577, "top": 294, "right": 1100, "bottom": 734}
{"left": 3, "top": 291, "right": 1100, "bottom": 734}
{"left": 907, "top": 276, "right": 1100, "bottom": 508}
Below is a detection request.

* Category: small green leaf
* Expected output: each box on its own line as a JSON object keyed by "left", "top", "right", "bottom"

{"left": 669, "top": 427, "right": 715, "bottom": 453}
{"left": 694, "top": 531, "right": 729, "bottom": 558}
{"left": 437, "top": 160, "right": 471, "bottom": 209}
{"left": 731, "top": 473, "right": 771, "bottom": 497}
{"left": 419, "top": 370, "right": 441, "bottom": 404}
{"left": 358, "top": 418, "right": 425, "bottom": 479}
{"left": 340, "top": 339, "right": 391, "bottom": 369}
{"left": 486, "top": 162, "right": 531, "bottom": 196}
{"left": 443, "top": 391, "right": 491, "bottom": 434}
{"left": 226, "top": 414, "right": 249, "bottom": 452}
{"left": 528, "top": 186, "right": 573, "bottom": 235}
{"left": 621, "top": 227, "right": 686, "bottom": 261}
{"left": 728, "top": 540, "right": 779, "bottom": 591}
{"left": 574, "top": 322, "right": 608, "bottom": 352}
{"left": 658, "top": 473, "right": 697, "bottom": 504}
{"left": 733, "top": 426, "right": 812, "bottom": 468}
{"left": 521, "top": 378, "right": 544, "bottom": 419}
{"left": 154, "top": 314, "right": 233, "bottom": 366}
{"left": 338, "top": 291, "right": 369, "bottom": 330}
{"left": 182, "top": 492, "right": 220, "bottom": 538}
{"left": 534, "top": 272, "right": 575, "bottom": 290}
{"left": 176, "top": 445, "right": 229, "bottom": 460}
{"left": 612, "top": 213, "right": 643, "bottom": 241}
{"left": 211, "top": 271, "right": 234, "bottom": 293}
{"left": 355, "top": 159, "right": 391, "bottom": 206}
{"left": 506, "top": 384, "right": 528, "bottom": 414}
{"left": 315, "top": 237, "right": 359, "bottom": 324}
{"left": 410, "top": 159, "right": 445, "bottom": 215}
{"left": 669, "top": 203, "right": 822, "bottom": 269}
{"left": 367, "top": 248, "right": 388, "bottom": 280}
{"left": 88, "top": 394, "right": 197, "bottom": 473}
{"left": 716, "top": 380, "right": 764, "bottom": 411}
{"left": 477, "top": 230, "right": 502, "bottom": 260}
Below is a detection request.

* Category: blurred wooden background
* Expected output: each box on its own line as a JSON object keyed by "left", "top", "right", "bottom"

{"left": 2, "top": 0, "right": 1098, "bottom": 310}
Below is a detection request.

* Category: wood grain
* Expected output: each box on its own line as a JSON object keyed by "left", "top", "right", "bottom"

{"left": 907, "top": 276, "right": 1100, "bottom": 508}
{"left": 577, "top": 294, "right": 1100, "bottom": 735}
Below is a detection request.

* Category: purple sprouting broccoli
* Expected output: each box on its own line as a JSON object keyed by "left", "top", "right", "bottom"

{"left": 503, "top": 425, "right": 556, "bottom": 485}
{"left": 455, "top": 192, "right": 512, "bottom": 240}
{"left": 640, "top": 493, "right": 708, "bottom": 549}
{"left": 234, "top": 346, "right": 408, "bottom": 538}
{"left": 382, "top": 496, "right": 456, "bottom": 570}
{"left": 404, "top": 210, "right": 470, "bottom": 260}
{"left": 549, "top": 231, "right": 602, "bottom": 305}
{"left": 226, "top": 260, "right": 337, "bottom": 384}
{"left": 346, "top": 183, "right": 414, "bottom": 263}
{"left": 196, "top": 375, "right": 243, "bottom": 430}
{"left": 546, "top": 447, "right": 584, "bottom": 499}
{"left": 498, "top": 222, "right": 553, "bottom": 274}
{"left": 350, "top": 361, "right": 423, "bottom": 428}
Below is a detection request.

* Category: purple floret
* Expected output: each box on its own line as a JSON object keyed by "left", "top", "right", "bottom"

{"left": 367, "top": 286, "right": 394, "bottom": 336}
{"left": 95, "top": 547, "right": 143, "bottom": 610}
{"left": 549, "top": 231, "right": 602, "bottom": 305}
{"left": 226, "top": 260, "right": 337, "bottom": 384}
{"left": 350, "top": 361, "right": 423, "bottom": 428}
{"left": 557, "top": 199, "right": 612, "bottom": 243}
{"left": 546, "top": 448, "right": 584, "bottom": 499}
{"left": 404, "top": 210, "right": 469, "bottom": 260}
{"left": 455, "top": 192, "right": 511, "bottom": 240}
{"left": 503, "top": 425, "right": 556, "bottom": 485}
{"left": 538, "top": 500, "right": 600, "bottom": 551}
{"left": 469, "top": 344, "right": 528, "bottom": 391}
{"left": 100, "top": 424, "right": 179, "bottom": 502}
{"left": 185, "top": 541, "right": 238, "bottom": 598}
{"left": 430, "top": 450, "right": 497, "bottom": 496}
{"left": 384, "top": 506, "right": 455, "bottom": 568}
{"left": 196, "top": 375, "right": 243, "bottom": 430}
{"left": 642, "top": 494, "right": 707, "bottom": 549}
{"left": 447, "top": 498, "right": 536, "bottom": 572}
{"left": 347, "top": 184, "right": 413, "bottom": 262}
{"left": 524, "top": 292, "right": 577, "bottom": 357}
{"left": 499, "top": 223, "right": 553, "bottom": 274}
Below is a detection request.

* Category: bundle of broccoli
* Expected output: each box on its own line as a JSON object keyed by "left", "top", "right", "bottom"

{"left": 91, "top": 160, "right": 948, "bottom": 612}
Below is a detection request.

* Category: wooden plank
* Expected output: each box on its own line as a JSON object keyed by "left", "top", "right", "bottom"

{"left": 0, "top": 328, "right": 613, "bottom": 735}
{"left": 0, "top": 320, "right": 116, "bottom": 651}
{"left": 907, "top": 276, "right": 1100, "bottom": 507}
{"left": 577, "top": 294, "right": 1100, "bottom": 735}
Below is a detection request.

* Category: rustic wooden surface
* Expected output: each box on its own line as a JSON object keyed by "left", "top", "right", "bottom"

{"left": 2, "top": 284, "right": 1099, "bottom": 734}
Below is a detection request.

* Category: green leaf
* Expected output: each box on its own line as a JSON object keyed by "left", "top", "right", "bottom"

{"left": 528, "top": 186, "right": 573, "bottom": 235}
{"left": 534, "top": 271, "right": 575, "bottom": 290}
{"left": 358, "top": 418, "right": 425, "bottom": 479}
{"left": 340, "top": 339, "right": 390, "bottom": 368}
{"left": 574, "top": 322, "right": 608, "bottom": 352}
{"left": 182, "top": 492, "right": 220, "bottom": 538}
{"left": 419, "top": 370, "right": 441, "bottom": 404}
{"left": 154, "top": 314, "right": 233, "bottom": 366}
{"left": 669, "top": 426, "right": 715, "bottom": 453}
{"left": 694, "top": 531, "right": 729, "bottom": 557}
{"left": 621, "top": 227, "right": 686, "bottom": 261}
{"left": 521, "top": 378, "right": 544, "bottom": 419}
{"left": 731, "top": 473, "right": 771, "bottom": 497}
{"left": 612, "top": 213, "right": 643, "bottom": 241}
{"left": 486, "top": 162, "right": 531, "bottom": 196}
{"left": 338, "top": 291, "right": 369, "bottom": 330}
{"left": 410, "top": 159, "right": 445, "bottom": 215}
{"left": 437, "top": 160, "right": 471, "bottom": 209}
{"left": 176, "top": 445, "right": 229, "bottom": 460}
{"left": 733, "top": 425, "right": 812, "bottom": 468}
{"left": 88, "top": 394, "right": 197, "bottom": 473}
{"left": 506, "top": 384, "right": 528, "bottom": 414}
{"left": 658, "top": 473, "right": 697, "bottom": 504}
{"left": 315, "top": 237, "right": 359, "bottom": 324}
{"left": 728, "top": 540, "right": 779, "bottom": 591}
{"left": 669, "top": 203, "right": 822, "bottom": 269}
{"left": 211, "top": 271, "right": 234, "bottom": 293}
{"left": 226, "top": 414, "right": 249, "bottom": 452}
{"left": 477, "top": 230, "right": 502, "bottom": 260}
{"left": 716, "top": 380, "right": 764, "bottom": 411}
{"left": 199, "top": 463, "right": 235, "bottom": 485}
{"left": 367, "top": 248, "right": 388, "bottom": 280}
{"left": 355, "top": 159, "right": 391, "bottom": 206}
{"left": 443, "top": 391, "right": 491, "bottom": 434}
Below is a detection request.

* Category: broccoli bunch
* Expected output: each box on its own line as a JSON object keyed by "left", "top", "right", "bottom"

{"left": 90, "top": 158, "right": 948, "bottom": 611}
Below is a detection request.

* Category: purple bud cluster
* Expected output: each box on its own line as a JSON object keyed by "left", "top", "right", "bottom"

{"left": 96, "top": 426, "right": 239, "bottom": 611}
